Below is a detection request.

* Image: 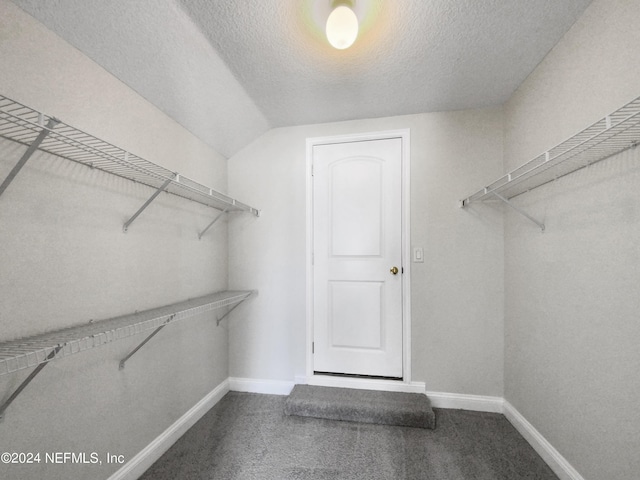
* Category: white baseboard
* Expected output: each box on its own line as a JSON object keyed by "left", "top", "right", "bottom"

{"left": 503, "top": 401, "right": 585, "bottom": 480}
{"left": 426, "top": 391, "right": 504, "bottom": 413}
{"left": 107, "top": 377, "right": 584, "bottom": 480}
{"left": 228, "top": 376, "right": 295, "bottom": 395}
{"left": 304, "top": 374, "right": 426, "bottom": 393}
{"left": 107, "top": 379, "right": 230, "bottom": 480}
{"left": 428, "top": 394, "right": 585, "bottom": 479}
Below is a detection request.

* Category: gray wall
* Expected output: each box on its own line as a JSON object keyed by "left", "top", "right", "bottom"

{"left": 503, "top": 0, "right": 640, "bottom": 479}
{"left": 0, "top": 2, "right": 230, "bottom": 479}
{"left": 227, "top": 109, "right": 505, "bottom": 396}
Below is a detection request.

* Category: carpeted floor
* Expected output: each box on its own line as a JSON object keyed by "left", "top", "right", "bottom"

{"left": 140, "top": 392, "right": 559, "bottom": 480}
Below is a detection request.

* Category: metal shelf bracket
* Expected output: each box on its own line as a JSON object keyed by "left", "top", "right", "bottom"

{"left": 0, "top": 346, "right": 62, "bottom": 421}
{"left": 492, "top": 192, "right": 545, "bottom": 232}
{"left": 216, "top": 297, "right": 247, "bottom": 326}
{"left": 0, "top": 116, "right": 59, "bottom": 198}
{"left": 119, "top": 314, "right": 174, "bottom": 370}
{"left": 123, "top": 175, "right": 175, "bottom": 232}
{"left": 198, "top": 207, "right": 229, "bottom": 239}
{"left": 119, "top": 290, "right": 255, "bottom": 366}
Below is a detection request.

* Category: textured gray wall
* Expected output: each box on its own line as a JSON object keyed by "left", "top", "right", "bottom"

{"left": 0, "top": 2, "right": 230, "bottom": 479}
{"left": 503, "top": 0, "right": 640, "bottom": 479}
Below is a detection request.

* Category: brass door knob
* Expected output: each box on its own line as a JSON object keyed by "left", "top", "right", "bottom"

{"left": 390, "top": 266, "right": 399, "bottom": 275}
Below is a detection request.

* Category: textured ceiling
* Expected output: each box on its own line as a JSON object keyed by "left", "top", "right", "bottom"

{"left": 179, "top": 0, "right": 593, "bottom": 127}
{"left": 11, "top": 0, "right": 593, "bottom": 157}
{"left": 10, "top": 0, "right": 270, "bottom": 158}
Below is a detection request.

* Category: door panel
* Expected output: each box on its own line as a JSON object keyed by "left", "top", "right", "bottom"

{"left": 313, "top": 137, "right": 402, "bottom": 378}
{"left": 330, "top": 159, "right": 382, "bottom": 257}
{"left": 330, "top": 281, "right": 383, "bottom": 349}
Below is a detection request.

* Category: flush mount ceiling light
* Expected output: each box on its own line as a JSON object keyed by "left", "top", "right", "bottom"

{"left": 326, "top": 1, "right": 359, "bottom": 50}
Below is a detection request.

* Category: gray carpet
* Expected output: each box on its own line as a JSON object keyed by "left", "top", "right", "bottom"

{"left": 139, "top": 392, "right": 559, "bottom": 480}
{"left": 284, "top": 385, "right": 436, "bottom": 429}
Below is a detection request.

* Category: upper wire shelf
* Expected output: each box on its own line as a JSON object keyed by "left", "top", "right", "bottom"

{"left": 461, "top": 95, "right": 640, "bottom": 207}
{"left": 0, "top": 95, "right": 259, "bottom": 217}
{"left": 0, "top": 290, "right": 256, "bottom": 377}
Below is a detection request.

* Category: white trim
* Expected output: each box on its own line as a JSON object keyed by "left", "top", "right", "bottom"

{"left": 426, "top": 393, "right": 585, "bottom": 479}
{"left": 304, "top": 374, "right": 426, "bottom": 394}
{"left": 400, "top": 131, "right": 412, "bottom": 382}
{"left": 106, "top": 379, "right": 230, "bottom": 480}
{"left": 426, "top": 391, "right": 504, "bottom": 413}
{"left": 503, "top": 401, "right": 586, "bottom": 480}
{"left": 109, "top": 379, "right": 585, "bottom": 480}
{"left": 305, "top": 137, "right": 315, "bottom": 379}
{"left": 228, "top": 377, "right": 294, "bottom": 395}
{"left": 305, "top": 129, "right": 412, "bottom": 384}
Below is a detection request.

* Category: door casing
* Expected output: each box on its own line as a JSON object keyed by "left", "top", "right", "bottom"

{"left": 305, "top": 129, "right": 412, "bottom": 390}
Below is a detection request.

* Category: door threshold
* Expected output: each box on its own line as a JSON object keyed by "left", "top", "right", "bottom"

{"left": 314, "top": 371, "right": 403, "bottom": 382}
{"left": 307, "top": 373, "right": 425, "bottom": 394}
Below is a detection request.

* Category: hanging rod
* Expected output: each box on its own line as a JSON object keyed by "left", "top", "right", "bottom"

{"left": 460, "top": 95, "right": 640, "bottom": 210}
{"left": 0, "top": 95, "right": 260, "bottom": 230}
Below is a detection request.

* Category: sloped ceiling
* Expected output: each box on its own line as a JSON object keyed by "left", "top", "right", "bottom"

{"left": 11, "top": 0, "right": 593, "bottom": 157}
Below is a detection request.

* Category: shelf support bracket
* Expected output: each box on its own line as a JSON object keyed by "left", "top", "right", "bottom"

{"left": 0, "top": 117, "right": 59, "bottom": 198}
{"left": 119, "top": 314, "right": 174, "bottom": 370}
{"left": 198, "top": 207, "right": 229, "bottom": 239}
{"left": 0, "top": 346, "right": 62, "bottom": 421}
{"left": 123, "top": 176, "right": 175, "bottom": 232}
{"left": 216, "top": 292, "right": 253, "bottom": 326}
{"left": 491, "top": 192, "right": 545, "bottom": 232}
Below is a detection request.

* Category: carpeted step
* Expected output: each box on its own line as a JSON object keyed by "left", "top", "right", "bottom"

{"left": 284, "top": 385, "right": 435, "bottom": 429}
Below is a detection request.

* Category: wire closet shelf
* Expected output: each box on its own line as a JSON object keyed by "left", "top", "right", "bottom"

{"left": 461, "top": 95, "right": 640, "bottom": 207}
{"left": 0, "top": 95, "right": 259, "bottom": 216}
{"left": 0, "top": 290, "right": 256, "bottom": 377}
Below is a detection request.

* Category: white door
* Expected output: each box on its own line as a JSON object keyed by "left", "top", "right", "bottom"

{"left": 313, "top": 137, "right": 403, "bottom": 378}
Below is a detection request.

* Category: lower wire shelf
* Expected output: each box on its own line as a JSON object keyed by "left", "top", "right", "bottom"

{"left": 0, "top": 290, "right": 256, "bottom": 377}
{"left": 0, "top": 290, "right": 256, "bottom": 420}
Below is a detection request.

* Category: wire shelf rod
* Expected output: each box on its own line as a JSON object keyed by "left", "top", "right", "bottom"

{"left": 0, "top": 290, "right": 256, "bottom": 421}
{"left": 0, "top": 290, "right": 257, "bottom": 378}
{"left": 461, "top": 95, "right": 640, "bottom": 207}
{"left": 494, "top": 110, "right": 639, "bottom": 200}
{"left": 0, "top": 94, "right": 260, "bottom": 220}
{"left": 1, "top": 108, "right": 170, "bottom": 186}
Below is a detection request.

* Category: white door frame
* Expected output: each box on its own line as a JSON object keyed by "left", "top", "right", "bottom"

{"left": 305, "top": 129, "right": 415, "bottom": 392}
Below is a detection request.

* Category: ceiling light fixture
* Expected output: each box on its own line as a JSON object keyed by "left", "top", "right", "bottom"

{"left": 326, "top": 1, "right": 359, "bottom": 50}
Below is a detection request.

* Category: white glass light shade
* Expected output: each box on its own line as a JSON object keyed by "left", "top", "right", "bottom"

{"left": 326, "top": 5, "right": 359, "bottom": 50}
